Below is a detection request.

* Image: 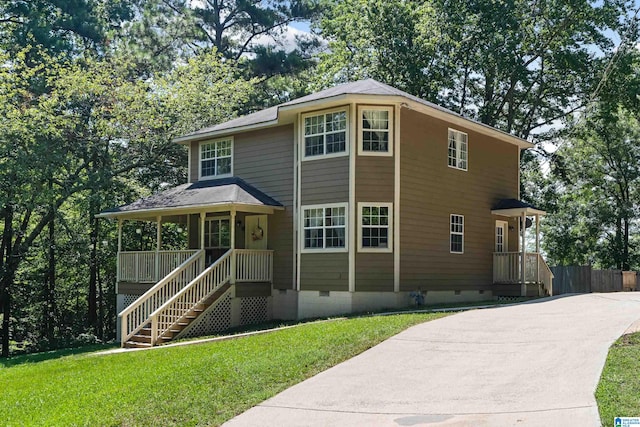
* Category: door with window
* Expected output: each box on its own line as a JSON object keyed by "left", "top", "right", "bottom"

{"left": 495, "top": 220, "right": 508, "bottom": 253}
{"left": 205, "top": 217, "right": 231, "bottom": 264}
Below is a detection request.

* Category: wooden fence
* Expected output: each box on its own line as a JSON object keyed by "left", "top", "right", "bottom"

{"left": 550, "top": 265, "right": 637, "bottom": 294}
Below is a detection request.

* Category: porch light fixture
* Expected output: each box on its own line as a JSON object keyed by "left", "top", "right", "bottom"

{"left": 236, "top": 220, "right": 242, "bottom": 227}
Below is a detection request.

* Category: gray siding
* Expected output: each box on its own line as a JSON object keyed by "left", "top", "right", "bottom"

{"left": 189, "top": 142, "right": 199, "bottom": 183}
{"left": 355, "top": 253, "right": 394, "bottom": 292}
{"left": 234, "top": 125, "right": 295, "bottom": 290}
{"left": 301, "top": 156, "right": 349, "bottom": 205}
{"left": 300, "top": 253, "right": 349, "bottom": 291}
{"left": 399, "top": 107, "right": 519, "bottom": 291}
{"left": 355, "top": 156, "right": 394, "bottom": 202}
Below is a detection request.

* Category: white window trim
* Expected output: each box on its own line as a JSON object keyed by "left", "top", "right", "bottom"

{"left": 357, "top": 105, "right": 394, "bottom": 157}
{"left": 357, "top": 202, "right": 393, "bottom": 253}
{"left": 199, "top": 137, "right": 234, "bottom": 180}
{"left": 447, "top": 128, "right": 468, "bottom": 171}
{"left": 301, "top": 108, "right": 349, "bottom": 161}
{"left": 300, "top": 203, "right": 349, "bottom": 253}
{"left": 450, "top": 214, "right": 464, "bottom": 254}
{"left": 204, "top": 216, "right": 231, "bottom": 249}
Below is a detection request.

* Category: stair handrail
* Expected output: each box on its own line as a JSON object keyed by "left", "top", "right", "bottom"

{"left": 148, "top": 249, "right": 233, "bottom": 345}
{"left": 119, "top": 249, "right": 204, "bottom": 346}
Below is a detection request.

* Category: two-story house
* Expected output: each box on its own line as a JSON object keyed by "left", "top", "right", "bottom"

{"left": 98, "top": 79, "right": 552, "bottom": 348}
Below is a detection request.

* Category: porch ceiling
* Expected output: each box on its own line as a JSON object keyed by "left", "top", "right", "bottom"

{"left": 491, "top": 198, "right": 546, "bottom": 217}
{"left": 96, "top": 177, "right": 283, "bottom": 220}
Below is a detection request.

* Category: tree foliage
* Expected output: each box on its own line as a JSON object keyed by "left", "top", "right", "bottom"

{"left": 316, "top": 0, "right": 631, "bottom": 139}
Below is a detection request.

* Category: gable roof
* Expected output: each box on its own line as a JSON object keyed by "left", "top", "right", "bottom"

{"left": 97, "top": 177, "right": 282, "bottom": 218}
{"left": 174, "top": 79, "right": 533, "bottom": 149}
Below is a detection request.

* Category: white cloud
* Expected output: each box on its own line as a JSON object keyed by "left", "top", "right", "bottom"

{"left": 252, "top": 25, "right": 312, "bottom": 52}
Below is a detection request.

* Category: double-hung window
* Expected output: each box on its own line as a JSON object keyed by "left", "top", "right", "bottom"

{"left": 358, "top": 106, "right": 393, "bottom": 155}
{"left": 302, "top": 204, "right": 347, "bottom": 251}
{"left": 358, "top": 203, "right": 393, "bottom": 252}
{"left": 200, "top": 138, "right": 232, "bottom": 179}
{"left": 450, "top": 214, "right": 464, "bottom": 254}
{"left": 303, "top": 110, "right": 347, "bottom": 158}
{"left": 448, "top": 129, "right": 468, "bottom": 170}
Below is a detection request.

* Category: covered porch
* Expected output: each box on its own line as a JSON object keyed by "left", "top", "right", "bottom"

{"left": 98, "top": 177, "right": 284, "bottom": 288}
{"left": 491, "top": 199, "right": 553, "bottom": 297}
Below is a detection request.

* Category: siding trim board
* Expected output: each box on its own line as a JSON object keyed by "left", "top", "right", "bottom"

{"left": 394, "top": 104, "right": 401, "bottom": 292}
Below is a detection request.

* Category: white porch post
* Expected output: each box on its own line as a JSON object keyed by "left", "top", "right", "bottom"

{"left": 117, "top": 219, "right": 123, "bottom": 285}
{"left": 521, "top": 211, "right": 527, "bottom": 297}
{"left": 230, "top": 208, "right": 236, "bottom": 285}
{"left": 535, "top": 214, "right": 540, "bottom": 284}
{"left": 200, "top": 212, "right": 206, "bottom": 250}
{"left": 155, "top": 216, "right": 162, "bottom": 281}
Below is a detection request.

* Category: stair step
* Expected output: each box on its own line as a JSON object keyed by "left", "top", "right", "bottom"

{"left": 125, "top": 341, "right": 152, "bottom": 349}
{"left": 130, "top": 334, "right": 152, "bottom": 343}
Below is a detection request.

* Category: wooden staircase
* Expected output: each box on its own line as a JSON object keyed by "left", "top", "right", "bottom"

{"left": 120, "top": 249, "right": 233, "bottom": 348}
{"left": 124, "top": 283, "right": 231, "bottom": 348}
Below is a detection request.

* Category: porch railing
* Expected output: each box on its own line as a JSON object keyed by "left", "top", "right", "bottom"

{"left": 119, "top": 250, "right": 204, "bottom": 345}
{"left": 118, "top": 250, "right": 199, "bottom": 282}
{"left": 493, "top": 252, "right": 554, "bottom": 294}
{"left": 235, "top": 249, "right": 273, "bottom": 282}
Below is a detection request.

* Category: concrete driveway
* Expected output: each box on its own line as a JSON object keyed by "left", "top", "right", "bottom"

{"left": 224, "top": 293, "right": 640, "bottom": 427}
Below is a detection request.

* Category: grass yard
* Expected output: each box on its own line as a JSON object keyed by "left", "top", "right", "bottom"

{"left": 1, "top": 312, "right": 446, "bottom": 426}
{"left": 596, "top": 331, "right": 640, "bottom": 425}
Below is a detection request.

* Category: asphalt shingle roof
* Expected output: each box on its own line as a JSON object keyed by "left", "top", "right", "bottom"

{"left": 178, "top": 79, "right": 469, "bottom": 139}
{"left": 101, "top": 177, "right": 282, "bottom": 214}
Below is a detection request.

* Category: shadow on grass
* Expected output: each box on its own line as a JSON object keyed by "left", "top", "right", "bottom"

{"left": 1, "top": 343, "right": 118, "bottom": 368}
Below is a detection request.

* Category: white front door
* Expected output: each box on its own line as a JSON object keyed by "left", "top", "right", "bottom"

{"left": 495, "top": 220, "right": 508, "bottom": 253}
{"left": 245, "top": 215, "right": 268, "bottom": 250}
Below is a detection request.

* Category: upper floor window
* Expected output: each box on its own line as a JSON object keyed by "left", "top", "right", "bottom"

{"left": 301, "top": 204, "right": 347, "bottom": 252}
{"left": 303, "top": 109, "right": 347, "bottom": 159}
{"left": 448, "top": 129, "right": 468, "bottom": 170}
{"left": 358, "top": 106, "right": 393, "bottom": 156}
{"left": 450, "top": 214, "right": 464, "bottom": 254}
{"left": 358, "top": 203, "right": 393, "bottom": 252}
{"left": 200, "top": 138, "right": 232, "bottom": 179}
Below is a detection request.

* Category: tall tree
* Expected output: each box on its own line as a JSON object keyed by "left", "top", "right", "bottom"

{"left": 0, "top": 49, "right": 256, "bottom": 356}
{"left": 544, "top": 107, "right": 640, "bottom": 269}
{"left": 315, "top": 0, "right": 632, "bottom": 139}
{"left": 113, "top": 0, "right": 321, "bottom": 78}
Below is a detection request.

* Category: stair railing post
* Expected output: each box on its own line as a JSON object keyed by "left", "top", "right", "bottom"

{"left": 150, "top": 314, "right": 158, "bottom": 346}
{"left": 121, "top": 314, "right": 127, "bottom": 347}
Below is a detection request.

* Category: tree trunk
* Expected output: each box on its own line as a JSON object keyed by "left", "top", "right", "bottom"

{"left": 1, "top": 288, "right": 9, "bottom": 358}
{"left": 45, "top": 209, "right": 56, "bottom": 344}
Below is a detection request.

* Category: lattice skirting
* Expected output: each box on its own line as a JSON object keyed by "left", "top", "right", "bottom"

{"left": 240, "top": 296, "right": 269, "bottom": 326}
{"left": 117, "top": 294, "right": 139, "bottom": 313}
{"left": 181, "top": 292, "right": 233, "bottom": 339}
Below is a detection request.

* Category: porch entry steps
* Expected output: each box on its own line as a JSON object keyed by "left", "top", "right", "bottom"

{"left": 124, "top": 283, "right": 231, "bottom": 348}
{"left": 119, "top": 248, "right": 274, "bottom": 347}
{"left": 121, "top": 249, "right": 234, "bottom": 348}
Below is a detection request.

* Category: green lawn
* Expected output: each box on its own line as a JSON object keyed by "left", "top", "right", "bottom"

{"left": 596, "top": 331, "right": 640, "bottom": 425}
{"left": 1, "top": 312, "right": 446, "bottom": 427}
